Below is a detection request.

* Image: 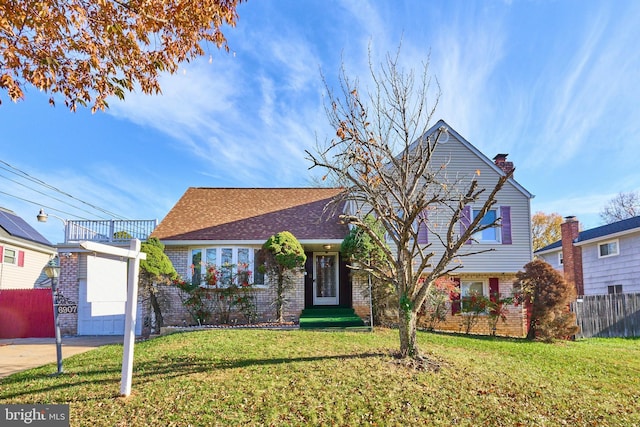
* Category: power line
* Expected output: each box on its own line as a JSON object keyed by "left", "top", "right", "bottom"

{"left": 0, "top": 159, "right": 129, "bottom": 220}
{"left": 0, "top": 172, "right": 109, "bottom": 220}
{"left": 0, "top": 190, "right": 92, "bottom": 220}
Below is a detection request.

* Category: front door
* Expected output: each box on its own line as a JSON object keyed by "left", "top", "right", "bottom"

{"left": 313, "top": 252, "right": 339, "bottom": 305}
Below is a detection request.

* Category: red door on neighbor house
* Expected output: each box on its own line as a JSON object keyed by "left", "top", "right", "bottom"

{"left": 0, "top": 289, "right": 55, "bottom": 338}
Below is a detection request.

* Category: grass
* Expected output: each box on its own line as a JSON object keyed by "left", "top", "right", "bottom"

{"left": 1, "top": 329, "right": 639, "bottom": 426}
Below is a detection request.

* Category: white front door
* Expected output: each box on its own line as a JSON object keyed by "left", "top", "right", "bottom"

{"left": 313, "top": 252, "right": 339, "bottom": 305}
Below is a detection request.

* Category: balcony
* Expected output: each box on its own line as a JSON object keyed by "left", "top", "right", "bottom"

{"left": 64, "top": 219, "right": 158, "bottom": 244}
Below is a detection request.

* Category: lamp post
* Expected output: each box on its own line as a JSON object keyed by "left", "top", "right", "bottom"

{"left": 37, "top": 208, "right": 68, "bottom": 243}
{"left": 44, "top": 259, "right": 63, "bottom": 375}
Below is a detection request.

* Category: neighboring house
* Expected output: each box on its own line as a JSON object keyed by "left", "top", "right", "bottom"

{"left": 0, "top": 207, "right": 56, "bottom": 289}
{"left": 150, "top": 187, "right": 369, "bottom": 324}
{"left": 535, "top": 215, "right": 640, "bottom": 296}
{"left": 153, "top": 120, "right": 534, "bottom": 337}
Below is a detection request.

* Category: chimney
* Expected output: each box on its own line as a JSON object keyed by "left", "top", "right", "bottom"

{"left": 493, "top": 153, "right": 514, "bottom": 175}
{"left": 560, "top": 216, "right": 584, "bottom": 296}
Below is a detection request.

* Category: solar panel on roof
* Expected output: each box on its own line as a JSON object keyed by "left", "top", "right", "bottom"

{"left": 0, "top": 210, "right": 52, "bottom": 246}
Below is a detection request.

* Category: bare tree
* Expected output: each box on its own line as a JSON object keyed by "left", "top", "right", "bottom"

{"left": 307, "top": 50, "right": 512, "bottom": 359}
{"left": 600, "top": 191, "right": 640, "bottom": 224}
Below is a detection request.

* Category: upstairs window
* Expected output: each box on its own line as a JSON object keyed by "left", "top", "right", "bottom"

{"left": 598, "top": 240, "right": 619, "bottom": 258}
{"left": 472, "top": 209, "right": 500, "bottom": 243}
{"left": 3, "top": 248, "right": 17, "bottom": 265}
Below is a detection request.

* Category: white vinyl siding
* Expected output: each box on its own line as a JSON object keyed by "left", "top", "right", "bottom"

{"left": 582, "top": 233, "right": 640, "bottom": 295}
{"left": 536, "top": 249, "right": 563, "bottom": 271}
{"left": 420, "top": 133, "right": 533, "bottom": 273}
{"left": 0, "top": 246, "right": 52, "bottom": 290}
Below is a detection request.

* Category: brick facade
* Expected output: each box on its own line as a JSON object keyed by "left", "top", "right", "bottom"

{"left": 351, "top": 276, "right": 372, "bottom": 323}
{"left": 56, "top": 253, "right": 79, "bottom": 336}
{"left": 421, "top": 275, "right": 527, "bottom": 337}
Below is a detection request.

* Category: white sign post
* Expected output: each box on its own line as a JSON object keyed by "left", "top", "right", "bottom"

{"left": 80, "top": 239, "right": 146, "bottom": 397}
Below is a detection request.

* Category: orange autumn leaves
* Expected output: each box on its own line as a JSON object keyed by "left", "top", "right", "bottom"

{"left": 0, "top": 0, "right": 243, "bottom": 111}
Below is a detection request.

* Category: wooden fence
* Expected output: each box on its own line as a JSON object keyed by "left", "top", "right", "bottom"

{"left": 571, "top": 293, "right": 640, "bottom": 338}
{"left": 0, "top": 289, "right": 54, "bottom": 338}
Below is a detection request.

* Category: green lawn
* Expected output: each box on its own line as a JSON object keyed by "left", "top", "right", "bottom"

{"left": 1, "top": 329, "right": 639, "bottom": 426}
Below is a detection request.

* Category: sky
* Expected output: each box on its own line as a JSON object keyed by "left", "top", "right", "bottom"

{"left": 1, "top": 0, "right": 639, "bottom": 245}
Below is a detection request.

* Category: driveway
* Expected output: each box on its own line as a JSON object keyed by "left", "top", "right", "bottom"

{"left": 0, "top": 336, "right": 123, "bottom": 378}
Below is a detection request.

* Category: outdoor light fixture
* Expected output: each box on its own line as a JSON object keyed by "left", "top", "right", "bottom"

{"left": 438, "top": 126, "right": 450, "bottom": 144}
{"left": 44, "top": 259, "right": 63, "bottom": 375}
{"left": 37, "top": 208, "right": 49, "bottom": 223}
{"left": 43, "top": 259, "right": 60, "bottom": 280}
{"left": 37, "top": 208, "right": 68, "bottom": 244}
{"left": 323, "top": 244, "right": 332, "bottom": 250}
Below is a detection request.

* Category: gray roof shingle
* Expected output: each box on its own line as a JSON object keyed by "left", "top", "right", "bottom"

{"left": 535, "top": 215, "right": 640, "bottom": 253}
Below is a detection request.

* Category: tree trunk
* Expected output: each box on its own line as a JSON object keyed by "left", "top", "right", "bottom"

{"left": 398, "top": 308, "right": 419, "bottom": 358}
{"left": 276, "top": 274, "right": 285, "bottom": 323}
{"left": 149, "top": 284, "right": 164, "bottom": 333}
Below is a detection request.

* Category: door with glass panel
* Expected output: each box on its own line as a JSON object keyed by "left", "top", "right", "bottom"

{"left": 313, "top": 252, "right": 339, "bottom": 305}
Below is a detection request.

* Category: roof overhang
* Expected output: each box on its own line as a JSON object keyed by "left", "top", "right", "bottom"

{"left": 158, "top": 239, "right": 345, "bottom": 247}
{"left": 574, "top": 226, "right": 640, "bottom": 247}
{"left": 534, "top": 246, "right": 562, "bottom": 256}
{"left": 424, "top": 120, "right": 535, "bottom": 200}
{"left": 0, "top": 235, "right": 57, "bottom": 256}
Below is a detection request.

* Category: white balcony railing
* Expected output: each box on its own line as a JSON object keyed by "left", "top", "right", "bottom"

{"left": 64, "top": 219, "right": 158, "bottom": 244}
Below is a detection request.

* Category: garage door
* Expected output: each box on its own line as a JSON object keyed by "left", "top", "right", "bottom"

{"left": 77, "top": 279, "right": 142, "bottom": 335}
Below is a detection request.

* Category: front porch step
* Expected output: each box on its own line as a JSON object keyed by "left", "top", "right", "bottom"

{"left": 299, "top": 307, "right": 367, "bottom": 329}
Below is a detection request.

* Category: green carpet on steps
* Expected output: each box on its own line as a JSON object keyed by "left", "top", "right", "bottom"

{"left": 299, "top": 307, "right": 368, "bottom": 330}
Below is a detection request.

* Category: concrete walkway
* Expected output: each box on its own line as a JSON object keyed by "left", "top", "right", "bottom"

{"left": 0, "top": 336, "right": 123, "bottom": 378}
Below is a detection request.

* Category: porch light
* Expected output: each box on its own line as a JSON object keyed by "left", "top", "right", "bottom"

{"left": 43, "top": 259, "right": 60, "bottom": 280}
{"left": 323, "top": 244, "right": 332, "bottom": 250}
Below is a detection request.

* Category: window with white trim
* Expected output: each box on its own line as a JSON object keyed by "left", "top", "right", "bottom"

{"left": 598, "top": 240, "right": 619, "bottom": 258}
{"left": 460, "top": 279, "right": 488, "bottom": 311}
{"left": 472, "top": 209, "right": 500, "bottom": 243}
{"left": 3, "top": 248, "right": 17, "bottom": 265}
{"left": 558, "top": 251, "right": 563, "bottom": 265}
{"left": 190, "top": 247, "right": 264, "bottom": 287}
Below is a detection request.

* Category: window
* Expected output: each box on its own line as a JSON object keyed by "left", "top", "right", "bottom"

{"left": 190, "top": 249, "right": 203, "bottom": 285}
{"left": 472, "top": 209, "right": 500, "bottom": 243}
{"left": 598, "top": 240, "right": 619, "bottom": 258}
{"left": 3, "top": 248, "right": 17, "bottom": 264}
{"left": 608, "top": 284, "right": 623, "bottom": 295}
{"left": 253, "top": 249, "right": 265, "bottom": 286}
{"left": 190, "top": 247, "right": 264, "bottom": 287}
{"left": 460, "top": 280, "right": 488, "bottom": 311}
{"left": 558, "top": 251, "right": 563, "bottom": 265}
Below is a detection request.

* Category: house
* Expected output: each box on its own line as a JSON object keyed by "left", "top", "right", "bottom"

{"left": 153, "top": 120, "right": 534, "bottom": 336}
{"left": 0, "top": 207, "right": 56, "bottom": 289}
{"left": 50, "top": 219, "right": 157, "bottom": 335}
{"left": 407, "top": 120, "right": 534, "bottom": 336}
{"left": 535, "top": 215, "right": 640, "bottom": 296}
{"left": 150, "top": 187, "right": 370, "bottom": 324}
{"left": 0, "top": 207, "right": 57, "bottom": 338}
